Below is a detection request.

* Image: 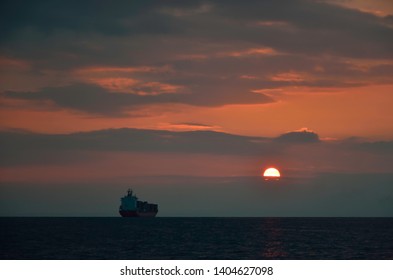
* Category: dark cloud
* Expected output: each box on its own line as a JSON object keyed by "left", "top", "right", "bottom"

{"left": 275, "top": 129, "right": 320, "bottom": 143}
{"left": 2, "top": 83, "right": 274, "bottom": 115}
{"left": 1, "top": 0, "right": 392, "bottom": 112}
{"left": 0, "top": 128, "right": 275, "bottom": 166}
{"left": 1, "top": 128, "right": 392, "bottom": 169}
{"left": 216, "top": 0, "right": 393, "bottom": 57}
{"left": 1, "top": 0, "right": 392, "bottom": 61}
{"left": 0, "top": 0, "right": 180, "bottom": 39}
{"left": 345, "top": 140, "right": 393, "bottom": 154}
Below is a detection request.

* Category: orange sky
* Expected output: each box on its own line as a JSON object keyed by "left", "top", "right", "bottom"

{"left": 1, "top": 0, "right": 392, "bottom": 217}
{"left": 1, "top": 0, "right": 392, "bottom": 175}
{"left": 1, "top": 0, "right": 393, "bottom": 140}
{"left": 1, "top": 84, "right": 392, "bottom": 140}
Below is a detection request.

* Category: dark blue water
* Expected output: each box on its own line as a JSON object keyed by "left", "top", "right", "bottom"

{"left": 1, "top": 218, "right": 392, "bottom": 259}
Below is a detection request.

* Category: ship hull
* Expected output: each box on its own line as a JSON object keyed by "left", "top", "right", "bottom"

{"left": 119, "top": 210, "right": 157, "bottom": 217}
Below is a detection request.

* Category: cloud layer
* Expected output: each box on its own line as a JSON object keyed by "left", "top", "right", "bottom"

{"left": 1, "top": 0, "right": 392, "bottom": 116}
{"left": 1, "top": 128, "right": 391, "bottom": 178}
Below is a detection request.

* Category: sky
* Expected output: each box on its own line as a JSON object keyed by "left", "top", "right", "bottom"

{"left": 0, "top": 0, "right": 392, "bottom": 217}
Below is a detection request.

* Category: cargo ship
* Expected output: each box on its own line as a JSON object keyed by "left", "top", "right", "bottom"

{"left": 119, "top": 189, "right": 158, "bottom": 217}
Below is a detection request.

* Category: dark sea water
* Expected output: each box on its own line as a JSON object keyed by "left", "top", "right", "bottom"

{"left": 1, "top": 218, "right": 392, "bottom": 260}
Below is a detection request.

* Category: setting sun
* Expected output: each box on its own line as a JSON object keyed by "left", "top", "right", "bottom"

{"left": 263, "top": 167, "right": 281, "bottom": 179}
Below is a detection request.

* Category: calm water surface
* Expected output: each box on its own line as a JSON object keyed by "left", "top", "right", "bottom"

{"left": 1, "top": 218, "right": 392, "bottom": 259}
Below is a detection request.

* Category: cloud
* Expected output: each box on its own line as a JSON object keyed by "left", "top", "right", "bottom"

{"left": 158, "top": 122, "right": 222, "bottom": 132}
{"left": 0, "top": 56, "right": 31, "bottom": 70}
{"left": 72, "top": 65, "right": 183, "bottom": 95}
{"left": 2, "top": 0, "right": 392, "bottom": 64}
{"left": 275, "top": 128, "right": 320, "bottom": 143}
{"left": 2, "top": 83, "right": 150, "bottom": 116}
{"left": 323, "top": 0, "right": 393, "bottom": 17}
{"left": 269, "top": 71, "right": 308, "bottom": 82}
{"left": 1, "top": 83, "right": 274, "bottom": 115}
{"left": 0, "top": 128, "right": 276, "bottom": 167}
{"left": 1, "top": 0, "right": 392, "bottom": 112}
{"left": 74, "top": 66, "right": 172, "bottom": 75}
{"left": 88, "top": 78, "right": 183, "bottom": 96}
{"left": 345, "top": 139, "right": 393, "bottom": 154}
{"left": 1, "top": 128, "right": 392, "bottom": 175}
{"left": 218, "top": 47, "right": 279, "bottom": 58}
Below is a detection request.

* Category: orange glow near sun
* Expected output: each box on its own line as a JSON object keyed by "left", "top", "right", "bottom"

{"left": 263, "top": 167, "right": 281, "bottom": 178}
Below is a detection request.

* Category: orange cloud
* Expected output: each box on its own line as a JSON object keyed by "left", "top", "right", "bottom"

{"left": 158, "top": 122, "right": 221, "bottom": 132}
{"left": 137, "top": 82, "right": 183, "bottom": 95}
{"left": 251, "top": 88, "right": 284, "bottom": 95}
{"left": 269, "top": 71, "right": 308, "bottom": 82}
{"left": 87, "top": 78, "right": 183, "bottom": 95}
{"left": 89, "top": 77, "right": 139, "bottom": 92}
{"left": 220, "top": 47, "right": 278, "bottom": 57}
{"left": 0, "top": 56, "right": 31, "bottom": 71}
{"left": 73, "top": 65, "right": 182, "bottom": 95}
{"left": 74, "top": 65, "right": 172, "bottom": 75}
{"left": 293, "top": 127, "right": 315, "bottom": 133}
{"left": 327, "top": 0, "right": 393, "bottom": 17}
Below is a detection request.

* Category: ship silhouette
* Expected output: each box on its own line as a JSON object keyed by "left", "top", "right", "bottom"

{"left": 119, "top": 189, "right": 158, "bottom": 217}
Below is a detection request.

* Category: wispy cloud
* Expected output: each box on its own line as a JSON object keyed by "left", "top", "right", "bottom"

{"left": 218, "top": 47, "right": 279, "bottom": 58}
{"left": 0, "top": 56, "right": 31, "bottom": 70}
{"left": 269, "top": 71, "right": 308, "bottom": 82}
{"left": 158, "top": 122, "right": 222, "bottom": 132}
{"left": 72, "top": 65, "right": 182, "bottom": 95}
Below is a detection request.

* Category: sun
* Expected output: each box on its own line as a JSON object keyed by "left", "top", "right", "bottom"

{"left": 263, "top": 167, "right": 281, "bottom": 179}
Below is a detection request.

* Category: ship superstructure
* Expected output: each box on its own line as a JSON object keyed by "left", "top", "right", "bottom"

{"left": 119, "top": 189, "right": 158, "bottom": 217}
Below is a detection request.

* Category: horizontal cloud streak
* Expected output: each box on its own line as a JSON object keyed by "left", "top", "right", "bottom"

{"left": 2, "top": 0, "right": 392, "bottom": 59}
{"left": 2, "top": 83, "right": 274, "bottom": 115}
{"left": 0, "top": 128, "right": 392, "bottom": 176}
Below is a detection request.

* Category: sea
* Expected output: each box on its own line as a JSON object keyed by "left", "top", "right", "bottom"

{"left": 1, "top": 217, "right": 392, "bottom": 260}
